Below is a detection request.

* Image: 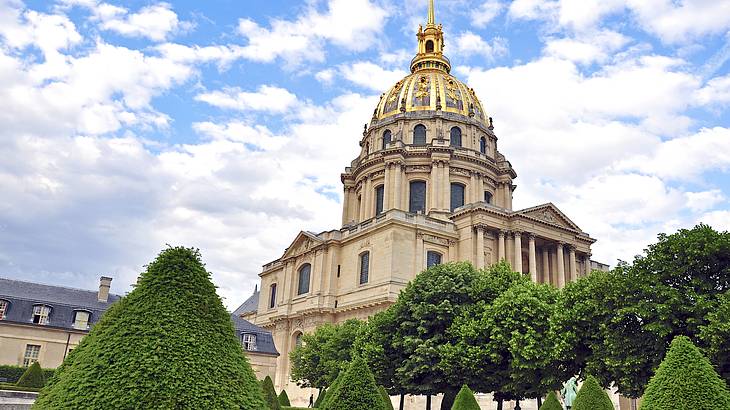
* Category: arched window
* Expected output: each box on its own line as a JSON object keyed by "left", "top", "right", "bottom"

{"left": 269, "top": 283, "right": 277, "bottom": 308}
{"left": 450, "top": 127, "right": 462, "bottom": 147}
{"left": 0, "top": 299, "right": 8, "bottom": 320}
{"left": 382, "top": 130, "right": 392, "bottom": 150}
{"left": 480, "top": 137, "right": 487, "bottom": 154}
{"left": 413, "top": 124, "right": 426, "bottom": 145}
{"left": 375, "top": 185, "right": 384, "bottom": 216}
{"left": 32, "top": 305, "right": 51, "bottom": 325}
{"left": 359, "top": 251, "right": 370, "bottom": 285}
{"left": 484, "top": 191, "right": 493, "bottom": 204}
{"left": 295, "top": 332, "right": 303, "bottom": 348}
{"left": 426, "top": 40, "right": 434, "bottom": 53}
{"left": 450, "top": 183, "right": 465, "bottom": 212}
{"left": 409, "top": 181, "right": 427, "bottom": 213}
{"left": 73, "top": 311, "right": 90, "bottom": 330}
{"left": 427, "top": 251, "right": 442, "bottom": 268}
{"left": 297, "top": 264, "right": 311, "bottom": 296}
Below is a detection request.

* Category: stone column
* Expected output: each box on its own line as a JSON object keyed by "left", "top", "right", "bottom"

{"left": 569, "top": 246, "right": 577, "bottom": 283}
{"left": 528, "top": 234, "right": 537, "bottom": 283}
{"left": 542, "top": 247, "right": 550, "bottom": 285}
{"left": 342, "top": 187, "right": 350, "bottom": 225}
{"left": 430, "top": 161, "right": 439, "bottom": 212}
{"left": 442, "top": 161, "right": 450, "bottom": 211}
{"left": 585, "top": 254, "right": 592, "bottom": 277}
{"left": 557, "top": 242, "right": 566, "bottom": 288}
{"left": 478, "top": 174, "right": 484, "bottom": 202}
{"left": 364, "top": 177, "right": 373, "bottom": 220}
{"left": 469, "top": 172, "right": 477, "bottom": 204}
{"left": 513, "top": 232, "right": 523, "bottom": 274}
{"left": 475, "top": 227, "right": 485, "bottom": 269}
{"left": 393, "top": 163, "right": 403, "bottom": 211}
{"left": 358, "top": 183, "right": 366, "bottom": 222}
{"left": 383, "top": 164, "right": 391, "bottom": 211}
{"left": 498, "top": 231, "right": 506, "bottom": 261}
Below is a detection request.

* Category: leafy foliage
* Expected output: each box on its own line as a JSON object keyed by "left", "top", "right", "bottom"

{"left": 640, "top": 336, "right": 730, "bottom": 410}
{"left": 290, "top": 319, "right": 365, "bottom": 389}
{"left": 572, "top": 375, "right": 613, "bottom": 410}
{"left": 319, "top": 372, "right": 343, "bottom": 410}
{"left": 378, "top": 385, "right": 394, "bottom": 410}
{"left": 33, "top": 247, "right": 265, "bottom": 410}
{"left": 539, "top": 392, "right": 562, "bottom": 410}
{"left": 17, "top": 362, "right": 45, "bottom": 388}
{"left": 0, "top": 365, "right": 53, "bottom": 384}
{"left": 313, "top": 389, "right": 326, "bottom": 408}
{"left": 356, "top": 308, "right": 405, "bottom": 394}
{"left": 700, "top": 291, "right": 730, "bottom": 384}
{"left": 320, "top": 357, "right": 387, "bottom": 410}
{"left": 262, "top": 376, "right": 281, "bottom": 410}
{"left": 278, "top": 389, "right": 291, "bottom": 407}
{"left": 450, "top": 385, "right": 480, "bottom": 410}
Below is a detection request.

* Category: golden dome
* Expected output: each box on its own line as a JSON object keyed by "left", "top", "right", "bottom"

{"left": 373, "top": 0, "right": 488, "bottom": 124}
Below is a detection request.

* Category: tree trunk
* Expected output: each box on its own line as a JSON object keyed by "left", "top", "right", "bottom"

{"left": 515, "top": 400, "right": 521, "bottom": 410}
{"left": 439, "top": 389, "right": 457, "bottom": 410}
{"left": 497, "top": 399, "right": 503, "bottom": 410}
{"left": 399, "top": 394, "right": 405, "bottom": 410}
{"left": 426, "top": 395, "right": 431, "bottom": 410}
{"left": 537, "top": 396, "right": 543, "bottom": 408}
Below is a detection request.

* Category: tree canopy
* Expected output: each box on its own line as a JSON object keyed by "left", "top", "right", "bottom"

{"left": 34, "top": 247, "right": 265, "bottom": 410}
{"left": 700, "top": 290, "right": 730, "bottom": 385}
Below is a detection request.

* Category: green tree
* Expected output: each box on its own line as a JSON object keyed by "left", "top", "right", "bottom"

{"left": 640, "top": 336, "right": 730, "bottom": 410}
{"left": 320, "top": 357, "right": 387, "bottom": 410}
{"left": 539, "top": 392, "right": 562, "bottom": 410}
{"left": 313, "top": 388, "right": 327, "bottom": 408}
{"left": 261, "top": 376, "right": 281, "bottom": 410}
{"left": 572, "top": 375, "right": 613, "bottom": 410}
{"left": 290, "top": 319, "right": 365, "bottom": 390}
{"left": 278, "top": 389, "right": 290, "bottom": 407}
{"left": 450, "top": 385, "right": 480, "bottom": 410}
{"left": 17, "top": 362, "right": 45, "bottom": 388}
{"left": 379, "top": 385, "right": 395, "bottom": 410}
{"left": 356, "top": 308, "right": 404, "bottom": 395}
{"left": 319, "top": 371, "right": 343, "bottom": 410}
{"left": 34, "top": 247, "right": 265, "bottom": 410}
{"left": 700, "top": 291, "right": 730, "bottom": 384}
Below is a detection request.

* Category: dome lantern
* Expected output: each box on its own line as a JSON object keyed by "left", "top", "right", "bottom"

{"left": 411, "top": 0, "right": 450, "bottom": 74}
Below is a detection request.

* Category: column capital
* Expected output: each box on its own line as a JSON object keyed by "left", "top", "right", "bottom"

{"left": 557, "top": 241, "right": 565, "bottom": 248}
{"left": 528, "top": 233, "right": 536, "bottom": 241}
{"left": 568, "top": 244, "right": 577, "bottom": 251}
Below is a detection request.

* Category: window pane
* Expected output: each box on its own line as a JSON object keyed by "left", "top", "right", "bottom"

{"left": 297, "top": 264, "right": 311, "bottom": 295}
{"left": 427, "top": 251, "right": 442, "bottom": 267}
{"left": 73, "top": 311, "right": 89, "bottom": 330}
{"left": 23, "top": 344, "right": 40, "bottom": 367}
{"left": 375, "top": 186, "right": 384, "bottom": 216}
{"left": 382, "top": 130, "right": 391, "bottom": 150}
{"left": 480, "top": 137, "right": 486, "bottom": 154}
{"left": 269, "top": 284, "right": 277, "bottom": 308}
{"left": 409, "top": 181, "right": 426, "bottom": 213}
{"left": 450, "top": 183, "right": 465, "bottom": 212}
{"left": 450, "top": 127, "right": 462, "bottom": 147}
{"left": 0, "top": 300, "right": 7, "bottom": 320}
{"left": 242, "top": 334, "right": 258, "bottom": 351}
{"left": 359, "top": 252, "right": 370, "bottom": 284}
{"left": 33, "top": 305, "right": 50, "bottom": 325}
{"left": 414, "top": 125, "right": 426, "bottom": 145}
{"left": 484, "top": 191, "right": 493, "bottom": 204}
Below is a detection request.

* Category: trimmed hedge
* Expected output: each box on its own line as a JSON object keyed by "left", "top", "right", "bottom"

{"left": 641, "top": 336, "right": 730, "bottom": 410}
{"left": 0, "top": 365, "right": 53, "bottom": 384}
{"left": 539, "top": 392, "right": 563, "bottom": 410}
{"left": 313, "top": 388, "right": 327, "bottom": 408}
{"left": 573, "top": 375, "right": 613, "bottom": 410}
{"left": 33, "top": 247, "right": 265, "bottom": 409}
{"left": 320, "top": 372, "right": 342, "bottom": 410}
{"left": 262, "top": 376, "right": 281, "bottom": 410}
{"left": 379, "top": 385, "right": 394, "bottom": 410}
{"left": 451, "top": 385, "right": 480, "bottom": 410}
{"left": 278, "top": 389, "right": 291, "bottom": 406}
{"left": 17, "top": 362, "right": 45, "bottom": 388}
{"left": 0, "top": 382, "right": 42, "bottom": 392}
{"left": 320, "top": 357, "right": 387, "bottom": 410}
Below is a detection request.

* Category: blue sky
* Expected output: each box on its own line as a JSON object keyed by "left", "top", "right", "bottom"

{"left": 1, "top": 0, "right": 729, "bottom": 307}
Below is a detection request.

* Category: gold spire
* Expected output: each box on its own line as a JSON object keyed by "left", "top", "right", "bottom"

{"left": 427, "top": 0, "right": 435, "bottom": 26}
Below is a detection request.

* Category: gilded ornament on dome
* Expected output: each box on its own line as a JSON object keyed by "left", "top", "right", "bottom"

{"left": 413, "top": 75, "right": 431, "bottom": 107}
{"left": 384, "top": 80, "right": 404, "bottom": 113}
{"left": 444, "top": 77, "right": 463, "bottom": 110}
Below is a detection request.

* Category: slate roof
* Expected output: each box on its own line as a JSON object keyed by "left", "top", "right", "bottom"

{"left": 232, "top": 290, "right": 259, "bottom": 316}
{"left": 0, "top": 277, "right": 122, "bottom": 332}
{"left": 230, "top": 313, "right": 278, "bottom": 356}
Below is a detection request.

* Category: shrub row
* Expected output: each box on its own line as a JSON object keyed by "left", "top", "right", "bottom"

{"left": 0, "top": 365, "right": 53, "bottom": 384}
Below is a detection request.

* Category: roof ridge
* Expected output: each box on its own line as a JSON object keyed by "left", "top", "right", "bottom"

{"left": 0, "top": 276, "right": 122, "bottom": 298}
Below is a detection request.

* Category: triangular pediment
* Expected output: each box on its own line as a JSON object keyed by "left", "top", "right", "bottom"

{"left": 281, "top": 231, "right": 324, "bottom": 259}
{"left": 517, "top": 203, "right": 582, "bottom": 232}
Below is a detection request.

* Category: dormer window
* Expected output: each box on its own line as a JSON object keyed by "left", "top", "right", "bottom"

{"left": 32, "top": 305, "right": 51, "bottom": 325}
{"left": 73, "top": 311, "right": 90, "bottom": 330}
{"left": 242, "top": 333, "right": 257, "bottom": 351}
{"left": 0, "top": 300, "right": 8, "bottom": 320}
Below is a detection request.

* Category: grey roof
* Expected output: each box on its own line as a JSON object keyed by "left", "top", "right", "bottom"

{"left": 230, "top": 314, "right": 278, "bottom": 356}
{"left": 232, "top": 290, "right": 259, "bottom": 316}
{"left": 0, "top": 277, "right": 121, "bottom": 332}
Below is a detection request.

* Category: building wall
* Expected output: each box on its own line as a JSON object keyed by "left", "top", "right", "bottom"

{"left": 0, "top": 323, "right": 85, "bottom": 368}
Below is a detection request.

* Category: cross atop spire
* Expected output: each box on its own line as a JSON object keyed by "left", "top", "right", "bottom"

{"left": 427, "top": 0, "right": 435, "bottom": 26}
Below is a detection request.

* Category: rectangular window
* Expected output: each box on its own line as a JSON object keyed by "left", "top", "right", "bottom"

{"left": 409, "top": 181, "right": 426, "bottom": 213}
{"left": 375, "top": 185, "right": 384, "bottom": 216}
{"left": 269, "top": 284, "right": 277, "bottom": 309}
{"left": 23, "top": 344, "right": 40, "bottom": 367}
{"left": 73, "top": 311, "right": 90, "bottom": 330}
{"left": 427, "top": 251, "right": 442, "bottom": 268}
{"left": 32, "top": 305, "right": 50, "bottom": 325}
{"left": 450, "top": 183, "right": 465, "bottom": 212}
{"left": 242, "top": 333, "right": 257, "bottom": 351}
{"left": 0, "top": 300, "right": 7, "bottom": 320}
{"left": 359, "top": 252, "right": 370, "bottom": 285}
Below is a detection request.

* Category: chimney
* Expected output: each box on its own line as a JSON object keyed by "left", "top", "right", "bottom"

{"left": 98, "top": 276, "right": 113, "bottom": 302}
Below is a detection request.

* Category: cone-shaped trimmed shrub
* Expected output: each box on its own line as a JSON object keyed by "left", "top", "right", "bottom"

{"left": 451, "top": 385, "right": 480, "bottom": 410}
{"left": 313, "top": 388, "right": 327, "bottom": 408}
{"left": 17, "top": 362, "right": 45, "bottom": 388}
{"left": 379, "top": 386, "right": 394, "bottom": 410}
{"left": 262, "top": 376, "right": 281, "bottom": 410}
{"left": 539, "top": 392, "right": 562, "bottom": 410}
{"left": 320, "top": 371, "right": 343, "bottom": 410}
{"left": 278, "top": 389, "right": 291, "bottom": 407}
{"left": 33, "top": 247, "right": 265, "bottom": 409}
{"left": 321, "top": 357, "right": 387, "bottom": 410}
{"left": 641, "top": 336, "right": 730, "bottom": 410}
{"left": 573, "top": 375, "right": 613, "bottom": 410}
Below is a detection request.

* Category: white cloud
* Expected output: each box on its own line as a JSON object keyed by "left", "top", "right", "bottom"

{"left": 236, "top": 0, "right": 388, "bottom": 65}
{"left": 695, "top": 74, "right": 730, "bottom": 106}
{"left": 453, "top": 31, "right": 508, "bottom": 61}
{"left": 471, "top": 0, "right": 505, "bottom": 27}
{"left": 544, "top": 30, "right": 629, "bottom": 64}
{"left": 315, "top": 68, "right": 336, "bottom": 85}
{"left": 686, "top": 190, "right": 726, "bottom": 212}
{"left": 195, "top": 86, "right": 298, "bottom": 113}
{"left": 338, "top": 62, "right": 407, "bottom": 92}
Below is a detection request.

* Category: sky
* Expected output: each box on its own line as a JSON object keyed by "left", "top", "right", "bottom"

{"left": 0, "top": 0, "right": 729, "bottom": 309}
